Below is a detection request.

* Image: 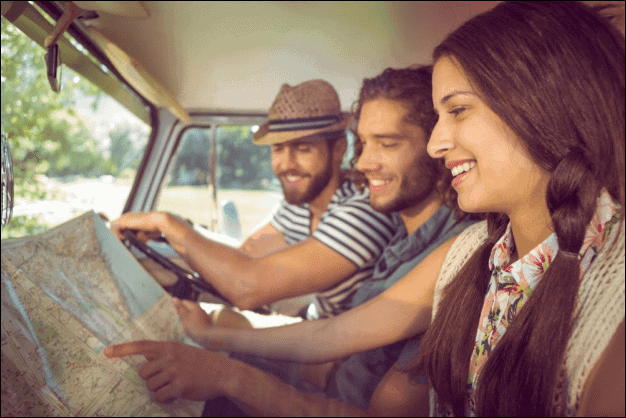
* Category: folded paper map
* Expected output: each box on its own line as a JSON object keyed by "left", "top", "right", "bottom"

{"left": 1, "top": 211, "right": 203, "bottom": 416}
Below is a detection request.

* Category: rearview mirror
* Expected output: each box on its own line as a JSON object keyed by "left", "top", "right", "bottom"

{"left": 1, "top": 134, "right": 14, "bottom": 229}
{"left": 45, "top": 44, "right": 62, "bottom": 92}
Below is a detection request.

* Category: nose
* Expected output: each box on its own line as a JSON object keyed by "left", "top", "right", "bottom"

{"left": 356, "top": 142, "right": 381, "bottom": 172}
{"left": 427, "top": 118, "right": 454, "bottom": 159}
{"left": 272, "top": 147, "right": 298, "bottom": 173}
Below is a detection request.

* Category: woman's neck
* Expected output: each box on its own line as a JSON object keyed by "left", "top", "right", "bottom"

{"left": 508, "top": 202, "right": 553, "bottom": 264}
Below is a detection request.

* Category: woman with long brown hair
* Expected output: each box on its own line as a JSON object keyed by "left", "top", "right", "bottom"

{"left": 415, "top": 1, "right": 624, "bottom": 416}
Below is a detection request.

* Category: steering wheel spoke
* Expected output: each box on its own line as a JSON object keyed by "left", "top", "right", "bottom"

{"left": 121, "top": 229, "right": 230, "bottom": 304}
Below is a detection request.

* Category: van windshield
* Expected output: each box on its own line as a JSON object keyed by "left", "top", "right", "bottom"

{"left": 1, "top": 11, "right": 151, "bottom": 239}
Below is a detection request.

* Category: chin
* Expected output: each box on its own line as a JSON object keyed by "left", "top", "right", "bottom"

{"left": 370, "top": 196, "right": 404, "bottom": 215}
{"left": 283, "top": 190, "right": 306, "bottom": 205}
{"left": 457, "top": 195, "right": 482, "bottom": 215}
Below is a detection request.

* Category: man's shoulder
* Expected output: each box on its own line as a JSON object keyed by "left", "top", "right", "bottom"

{"left": 328, "top": 180, "right": 389, "bottom": 218}
{"left": 333, "top": 178, "right": 370, "bottom": 203}
{"left": 328, "top": 180, "right": 380, "bottom": 213}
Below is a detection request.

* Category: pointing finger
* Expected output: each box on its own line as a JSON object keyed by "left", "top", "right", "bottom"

{"left": 104, "top": 340, "right": 161, "bottom": 360}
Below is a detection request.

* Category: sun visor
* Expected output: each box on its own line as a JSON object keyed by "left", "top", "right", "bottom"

{"left": 86, "top": 27, "right": 191, "bottom": 124}
{"left": 72, "top": 1, "right": 150, "bottom": 19}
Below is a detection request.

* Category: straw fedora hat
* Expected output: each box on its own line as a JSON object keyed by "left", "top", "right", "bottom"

{"left": 253, "top": 80, "right": 352, "bottom": 145}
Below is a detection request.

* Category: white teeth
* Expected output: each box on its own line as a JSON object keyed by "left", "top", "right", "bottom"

{"left": 286, "top": 176, "right": 302, "bottom": 182}
{"left": 369, "top": 179, "right": 390, "bottom": 186}
{"left": 451, "top": 161, "right": 476, "bottom": 177}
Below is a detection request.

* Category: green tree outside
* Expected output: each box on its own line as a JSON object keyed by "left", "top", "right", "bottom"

{"left": 1, "top": 16, "right": 148, "bottom": 239}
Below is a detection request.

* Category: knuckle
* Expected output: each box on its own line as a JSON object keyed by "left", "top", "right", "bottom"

{"left": 166, "top": 363, "right": 178, "bottom": 377}
{"left": 146, "top": 379, "right": 159, "bottom": 392}
{"left": 170, "top": 378, "right": 183, "bottom": 395}
{"left": 138, "top": 365, "right": 150, "bottom": 380}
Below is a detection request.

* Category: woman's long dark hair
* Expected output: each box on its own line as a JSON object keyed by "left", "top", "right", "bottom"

{"left": 409, "top": 2, "right": 625, "bottom": 416}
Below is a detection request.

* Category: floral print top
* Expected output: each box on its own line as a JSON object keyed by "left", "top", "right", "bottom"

{"left": 446, "top": 190, "right": 620, "bottom": 416}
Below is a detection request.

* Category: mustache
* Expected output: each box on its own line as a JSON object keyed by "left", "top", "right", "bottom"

{"left": 362, "top": 171, "right": 394, "bottom": 180}
{"left": 277, "top": 171, "right": 309, "bottom": 178}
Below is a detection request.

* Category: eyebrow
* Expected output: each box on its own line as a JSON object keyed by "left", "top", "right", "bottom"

{"left": 356, "top": 132, "right": 406, "bottom": 140}
{"left": 273, "top": 140, "right": 313, "bottom": 147}
{"left": 439, "top": 90, "right": 476, "bottom": 105}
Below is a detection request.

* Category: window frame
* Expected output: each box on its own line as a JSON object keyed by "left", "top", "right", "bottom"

{"left": 126, "top": 112, "right": 268, "bottom": 230}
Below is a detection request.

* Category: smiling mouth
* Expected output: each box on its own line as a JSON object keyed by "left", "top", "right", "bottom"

{"left": 368, "top": 178, "right": 392, "bottom": 187}
{"left": 450, "top": 161, "right": 476, "bottom": 177}
{"left": 282, "top": 174, "right": 307, "bottom": 184}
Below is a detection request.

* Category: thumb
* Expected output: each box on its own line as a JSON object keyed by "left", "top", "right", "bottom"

{"left": 181, "top": 299, "right": 202, "bottom": 312}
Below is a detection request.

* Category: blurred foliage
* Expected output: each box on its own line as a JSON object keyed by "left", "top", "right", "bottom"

{"left": 1, "top": 17, "right": 148, "bottom": 239}
{"left": 169, "top": 126, "right": 277, "bottom": 190}
{"left": 108, "top": 125, "right": 144, "bottom": 177}
{"left": 1, "top": 16, "right": 107, "bottom": 184}
{"left": 2, "top": 216, "right": 49, "bottom": 239}
{"left": 169, "top": 128, "right": 210, "bottom": 186}
{"left": 217, "top": 126, "right": 275, "bottom": 190}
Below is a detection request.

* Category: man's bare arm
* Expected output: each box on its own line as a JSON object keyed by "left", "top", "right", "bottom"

{"left": 225, "top": 354, "right": 431, "bottom": 416}
{"left": 112, "top": 212, "right": 357, "bottom": 310}
{"left": 239, "top": 222, "right": 288, "bottom": 257}
{"left": 368, "top": 363, "right": 430, "bottom": 416}
{"left": 181, "top": 236, "right": 457, "bottom": 363}
{"left": 221, "top": 356, "right": 368, "bottom": 416}
{"left": 105, "top": 340, "right": 414, "bottom": 417}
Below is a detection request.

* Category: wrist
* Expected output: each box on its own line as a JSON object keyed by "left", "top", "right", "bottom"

{"left": 202, "top": 327, "right": 233, "bottom": 352}
{"left": 154, "top": 211, "right": 172, "bottom": 234}
{"left": 215, "top": 354, "right": 245, "bottom": 399}
{"left": 159, "top": 212, "right": 191, "bottom": 252}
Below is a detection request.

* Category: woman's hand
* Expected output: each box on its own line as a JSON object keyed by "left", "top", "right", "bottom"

{"left": 172, "top": 298, "right": 253, "bottom": 349}
{"left": 171, "top": 297, "right": 214, "bottom": 344}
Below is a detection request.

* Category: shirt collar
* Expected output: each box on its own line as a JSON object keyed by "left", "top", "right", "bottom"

{"left": 489, "top": 189, "right": 620, "bottom": 281}
{"left": 384, "top": 204, "right": 460, "bottom": 261}
{"left": 300, "top": 179, "right": 355, "bottom": 209}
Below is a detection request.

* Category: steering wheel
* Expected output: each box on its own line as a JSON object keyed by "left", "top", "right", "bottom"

{"left": 121, "top": 229, "right": 231, "bottom": 303}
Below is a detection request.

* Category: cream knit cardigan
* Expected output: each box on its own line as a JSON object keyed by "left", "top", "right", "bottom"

{"left": 430, "top": 220, "right": 625, "bottom": 416}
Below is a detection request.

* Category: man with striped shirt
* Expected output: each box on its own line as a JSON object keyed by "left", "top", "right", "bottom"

{"left": 269, "top": 176, "right": 395, "bottom": 317}
{"left": 111, "top": 79, "right": 396, "bottom": 319}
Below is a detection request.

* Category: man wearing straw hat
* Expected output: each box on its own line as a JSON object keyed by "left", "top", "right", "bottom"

{"left": 112, "top": 79, "right": 397, "bottom": 320}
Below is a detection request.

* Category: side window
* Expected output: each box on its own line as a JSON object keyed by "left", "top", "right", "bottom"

{"left": 154, "top": 127, "right": 216, "bottom": 228}
{"left": 1, "top": 13, "right": 151, "bottom": 239}
{"left": 216, "top": 125, "right": 282, "bottom": 238}
{"left": 154, "top": 125, "right": 282, "bottom": 239}
{"left": 344, "top": 129, "right": 357, "bottom": 169}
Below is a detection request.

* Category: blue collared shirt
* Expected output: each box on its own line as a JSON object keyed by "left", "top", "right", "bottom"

{"left": 327, "top": 204, "right": 478, "bottom": 409}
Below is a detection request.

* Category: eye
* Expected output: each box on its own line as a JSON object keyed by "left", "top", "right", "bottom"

{"left": 448, "top": 107, "right": 466, "bottom": 117}
{"left": 381, "top": 141, "right": 399, "bottom": 149}
{"left": 296, "top": 144, "right": 312, "bottom": 152}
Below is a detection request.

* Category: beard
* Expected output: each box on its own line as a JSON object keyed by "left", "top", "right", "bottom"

{"left": 280, "top": 158, "right": 334, "bottom": 205}
{"left": 370, "top": 150, "right": 440, "bottom": 214}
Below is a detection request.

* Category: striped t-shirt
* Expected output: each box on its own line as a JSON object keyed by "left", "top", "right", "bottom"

{"left": 270, "top": 180, "right": 396, "bottom": 317}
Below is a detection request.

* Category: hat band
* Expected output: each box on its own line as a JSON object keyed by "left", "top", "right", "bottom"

{"left": 268, "top": 115, "right": 340, "bottom": 132}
